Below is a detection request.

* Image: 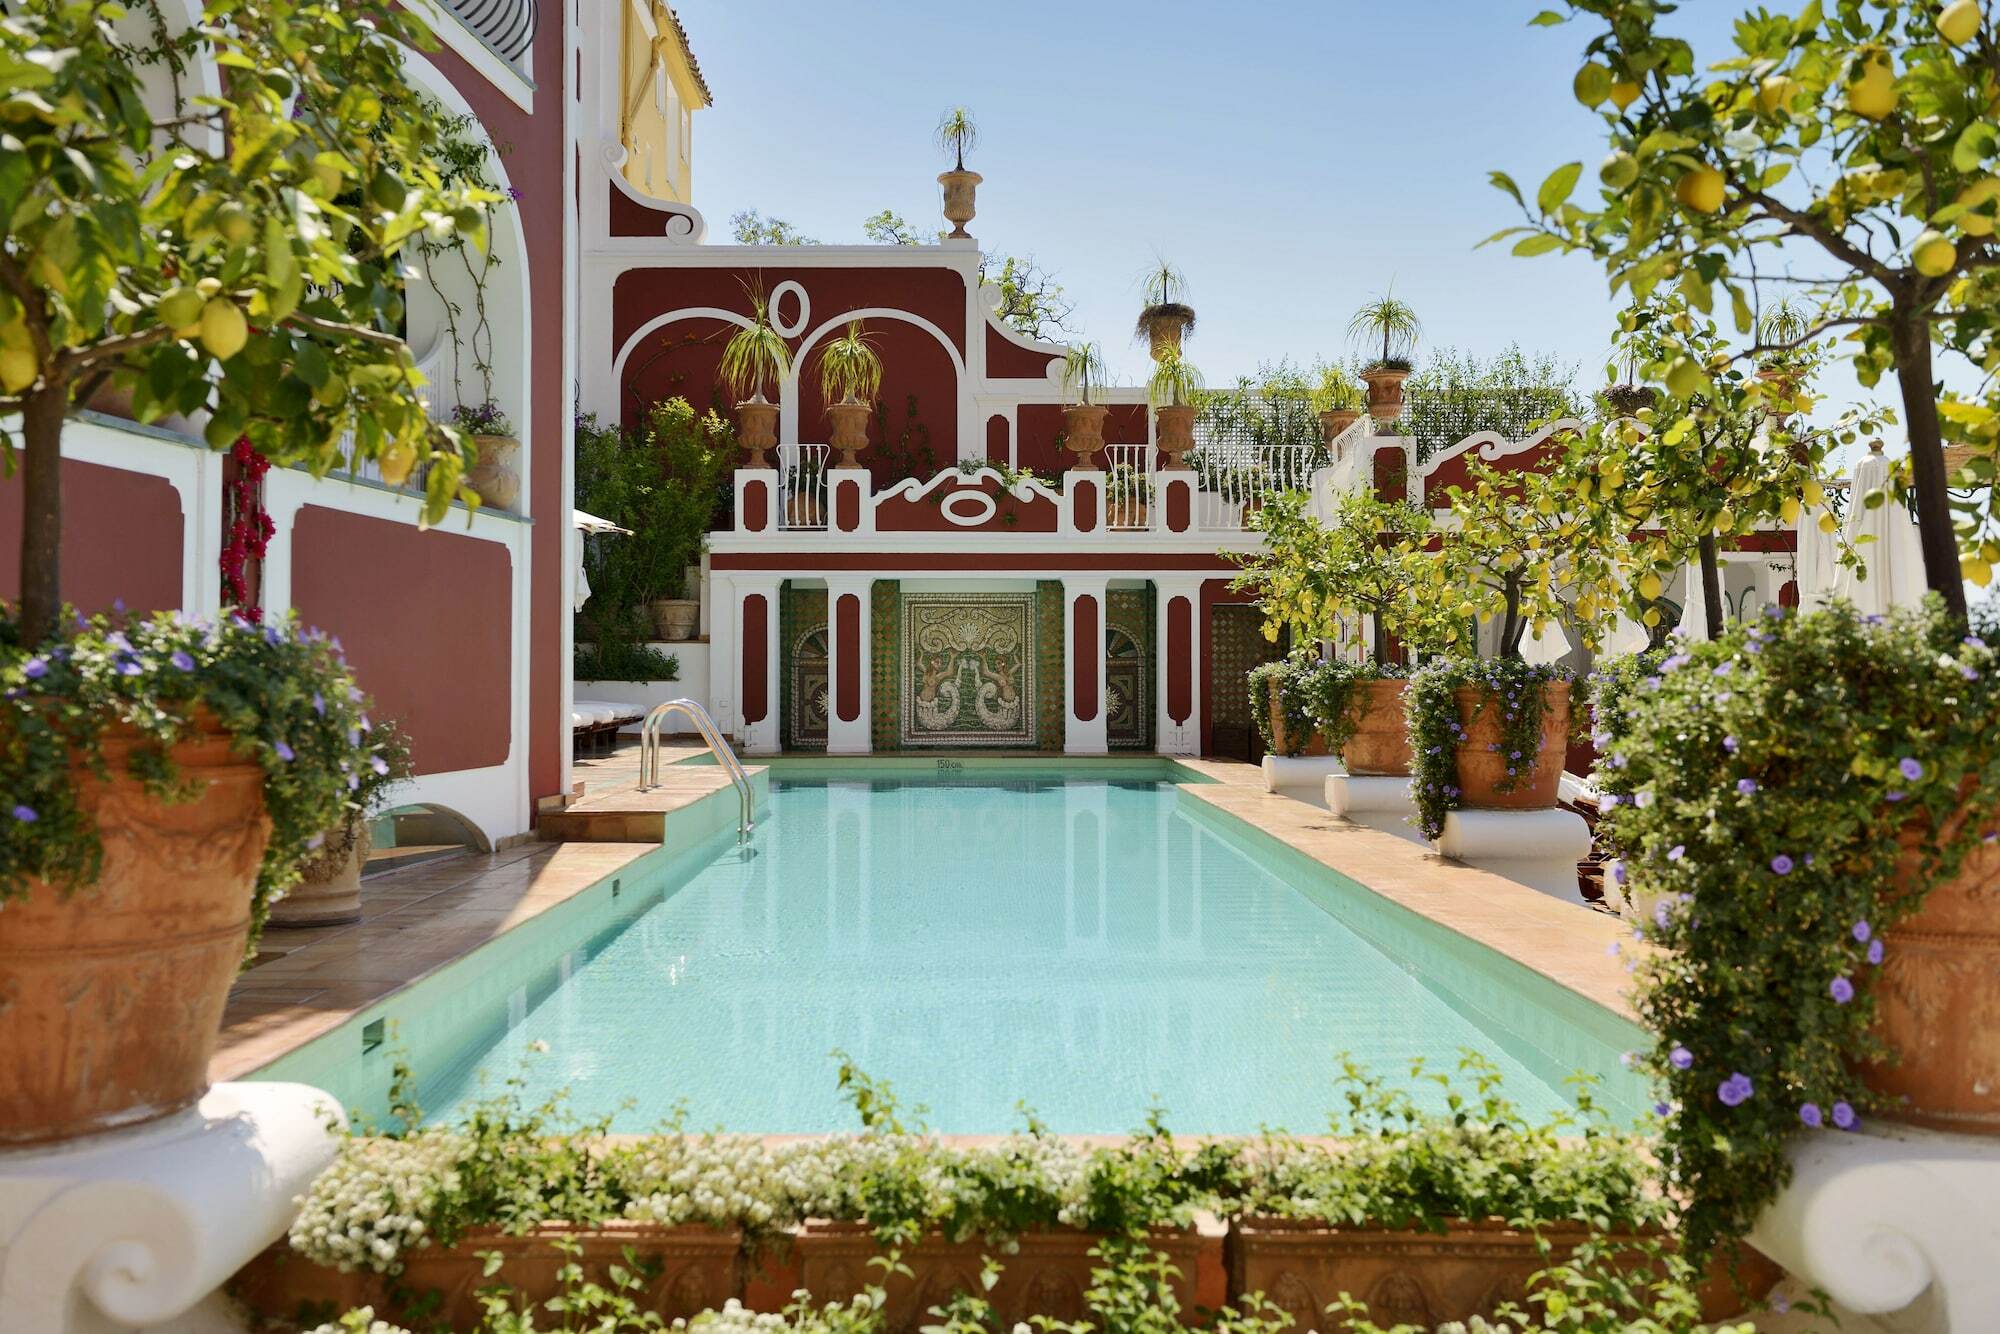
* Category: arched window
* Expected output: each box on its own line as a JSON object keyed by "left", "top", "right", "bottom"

{"left": 1105, "top": 626, "right": 1148, "bottom": 750}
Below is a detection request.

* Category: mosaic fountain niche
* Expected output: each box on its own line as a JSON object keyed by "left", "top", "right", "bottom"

{"left": 900, "top": 591, "right": 1040, "bottom": 748}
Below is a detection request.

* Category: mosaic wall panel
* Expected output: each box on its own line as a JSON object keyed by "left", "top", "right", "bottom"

{"left": 900, "top": 593, "right": 1038, "bottom": 748}
{"left": 1106, "top": 587, "right": 1154, "bottom": 751}
{"left": 871, "top": 580, "right": 900, "bottom": 752}
{"left": 1036, "top": 581, "right": 1064, "bottom": 752}
{"left": 1210, "top": 602, "right": 1282, "bottom": 761}
{"left": 779, "top": 584, "right": 828, "bottom": 752}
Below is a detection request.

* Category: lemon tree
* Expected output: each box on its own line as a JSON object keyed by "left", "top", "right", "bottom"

{"left": 0, "top": 0, "right": 495, "bottom": 644}
{"left": 1493, "top": 0, "right": 2000, "bottom": 625}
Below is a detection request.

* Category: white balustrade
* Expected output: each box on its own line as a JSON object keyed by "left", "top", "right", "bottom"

{"left": 1193, "top": 440, "right": 1328, "bottom": 532}
{"left": 1104, "top": 443, "right": 1154, "bottom": 531}
{"left": 777, "top": 443, "right": 830, "bottom": 531}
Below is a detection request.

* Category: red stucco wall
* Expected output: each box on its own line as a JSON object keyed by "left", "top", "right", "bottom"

{"left": 0, "top": 458, "right": 183, "bottom": 616}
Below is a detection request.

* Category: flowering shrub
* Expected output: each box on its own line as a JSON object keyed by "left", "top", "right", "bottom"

{"left": 219, "top": 439, "right": 274, "bottom": 619}
{"left": 1594, "top": 601, "right": 2000, "bottom": 1259}
{"left": 1406, "top": 658, "right": 1575, "bottom": 841}
{"left": 1247, "top": 657, "right": 1316, "bottom": 756}
{"left": 1, "top": 609, "right": 392, "bottom": 952}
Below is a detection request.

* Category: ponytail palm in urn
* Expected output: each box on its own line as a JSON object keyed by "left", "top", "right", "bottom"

{"left": 1349, "top": 292, "right": 1422, "bottom": 425}
{"left": 1148, "top": 347, "right": 1203, "bottom": 469}
{"left": 1135, "top": 261, "right": 1196, "bottom": 360}
{"left": 1060, "top": 342, "right": 1109, "bottom": 469}
{"left": 936, "top": 106, "right": 981, "bottom": 239}
{"left": 817, "top": 321, "right": 882, "bottom": 466}
{"left": 0, "top": 0, "right": 494, "bottom": 1145}
{"left": 720, "top": 289, "right": 793, "bottom": 466}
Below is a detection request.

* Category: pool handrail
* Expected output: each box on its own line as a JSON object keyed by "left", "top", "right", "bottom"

{"left": 638, "top": 699, "right": 753, "bottom": 843}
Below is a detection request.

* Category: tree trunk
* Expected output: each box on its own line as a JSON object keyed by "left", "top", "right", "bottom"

{"left": 17, "top": 384, "right": 65, "bottom": 646}
{"left": 1371, "top": 609, "right": 1389, "bottom": 666}
{"left": 1697, "top": 533, "right": 1725, "bottom": 641}
{"left": 1501, "top": 575, "right": 1523, "bottom": 659}
{"left": 1891, "top": 308, "right": 1969, "bottom": 628}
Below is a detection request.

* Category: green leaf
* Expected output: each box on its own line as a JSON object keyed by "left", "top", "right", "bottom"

{"left": 1537, "top": 162, "right": 1583, "bottom": 214}
{"left": 263, "top": 213, "right": 292, "bottom": 288}
{"left": 1729, "top": 285, "right": 1753, "bottom": 335}
{"left": 1759, "top": 162, "right": 1792, "bottom": 190}
{"left": 1952, "top": 122, "right": 1998, "bottom": 174}
{"left": 1489, "top": 170, "right": 1525, "bottom": 208}
{"left": 1513, "top": 233, "right": 1565, "bottom": 257}
{"left": 1477, "top": 226, "right": 1532, "bottom": 248}
{"left": 1528, "top": 9, "right": 1565, "bottom": 25}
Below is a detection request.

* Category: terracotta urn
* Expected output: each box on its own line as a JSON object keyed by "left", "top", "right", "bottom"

{"left": 1062, "top": 403, "right": 1107, "bottom": 470}
{"left": 1861, "top": 803, "right": 2000, "bottom": 1135}
{"left": 1156, "top": 403, "right": 1196, "bottom": 469}
{"left": 1452, "top": 681, "right": 1570, "bottom": 810}
{"left": 267, "top": 814, "right": 371, "bottom": 928}
{"left": 1360, "top": 365, "right": 1410, "bottom": 426}
{"left": 1342, "top": 678, "right": 1413, "bottom": 776}
{"left": 826, "top": 399, "right": 871, "bottom": 467}
{"left": 1146, "top": 320, "right": 1185, "bottom": 361}
{"left": 1318, "top": 408, "right": 1364, "bottom": 450}
{"left": 937, "top": 168, "right": 982, "bottom": 239}
{"left": 649, "top": 597, "right": 701, "bottom": 642}
{"left": 1265, "top": 676, "right": 1327, "bottom": 758}
{"left": 465, "top": 433, "right": 522, "bottom": 512}
{"left": 735, "top": 397, "right": 779, "bottom": 467}
{"left": 0, "top": 716, "right": 270, "bottom": 1145}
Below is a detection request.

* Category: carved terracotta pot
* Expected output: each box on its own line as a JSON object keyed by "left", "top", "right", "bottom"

{"left": 1342, "top": 678, "right": 1412, "bottom": 777}
{"left": 826, "top": 400, "right": 871, "bottom": 466}
{"left": 1317, "top": 408, "right": 1364, "bottom": 449}
{"left": 1062, "top": 404, "right": 1107, "bottom": 470}
{"left": 649, "top": 597, "right": 701, "bottom": 642}
{"left": 792, "top": 1223, "right": 1203, "bottom": 1334}
{"left": 937, "top": 169, "right": 982, "bottom": 238}
{"left": 232, "top": 1223, "right": 743, "bottom": 1329}
{"left": 0, "top": 716, "right": 269, "bottom": 1145}
{"left": 736, "top": 398, "right": 779, "bottom": 467}
{"left": 1360, "top": 366, "right": 1410, "bottom": 425}
{"left": 1861, "top": 807, "right": 2000, "bottom": 1134}
{"left": 267, "top": 814, "right": 370, "bottom": 928}
{"left": 1452, "top": 682, "right": 1569, "bottom": 811}
{"left": 466, "top": 433, "right": 522, "bottom": 511}
{"left": 1156, "top": 403, "right": 1196, "bottom": 469}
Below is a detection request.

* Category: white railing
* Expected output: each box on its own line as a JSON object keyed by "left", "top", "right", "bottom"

{"left": 1193, "top": 441, "right": 1328, "bottom": 532}
{"left": 777, "top": 443, "right": 829, "bottom": 531}
{"left": 1104, "top": 443, "right": 1154, "bottom": 531}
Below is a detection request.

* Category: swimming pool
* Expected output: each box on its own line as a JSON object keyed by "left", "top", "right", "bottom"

{"left": 254, "top": 762, "right": 1650, "bottom": 1132}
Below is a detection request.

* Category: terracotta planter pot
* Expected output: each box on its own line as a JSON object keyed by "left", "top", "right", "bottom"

{"left": 1266, "top": 676, "right": 1328, "bottom": 759}
{"left": 793, "top": 1223, "right": 1202, "bottom": 1333}
{"left": 937, "top": 169, "right": 982, "bottom": 238}
{"left": 268, "top": 815, "right": 370, "bottom": 928}
{"left": 1146, "top": 322, "right": 1183, "bottom": 360}
{"left": 466, "top": 433, "right": 522, "bottom": 511}
{"left": 826, "top": 400, "right": 871, "bottom": 466}
{"left": 1156, "top": 403, "right": 1196, "bottom": 469}
{"left": 649, "top": 597, "right": 701, "bottom": 642}
{"left": 736, "top": 398, "right": 779, "bottom": 467}
{"left": 1317, "top": 407, "right": 1364, "bottom": 450}
{"left": 1342, "top": 678, "right": 1412, "bottom": 776}
{"left": 1452, "top": 681, "right": 1569, "bottom": 810}
{"left": 1360, "top": 366, "right": 1410, "bottom": 425}
{"left": 233, "top": 1224, "right": 742, "bottom": 1329}
{"left": 1861, "top": 805, "right": 2000, "bottom": 1134}
{"left": 1227, "top": 1218, "right": 1773, "bottom": 1329}
{"left": 1062, "top": 404, "right": 1108, "bottom": 470}
{"left": 0, "top": 716, "right": 269, "bottom": 1146}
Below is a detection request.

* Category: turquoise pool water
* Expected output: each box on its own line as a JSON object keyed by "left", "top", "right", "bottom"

{"left": 258, "top": 766, "right": 1649, "bottom": 1133}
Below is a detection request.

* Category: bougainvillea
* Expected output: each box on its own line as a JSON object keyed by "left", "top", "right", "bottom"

{"left": 1594, "top": 600, "right": 2000, "bottom": 1259}
{"left": 220, "top": 438, "right": 273, "bottom": 619}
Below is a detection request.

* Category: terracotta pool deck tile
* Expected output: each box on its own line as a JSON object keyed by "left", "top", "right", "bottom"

{"left": 1176, "top": 771, "right": 1643, "bottom": 1022}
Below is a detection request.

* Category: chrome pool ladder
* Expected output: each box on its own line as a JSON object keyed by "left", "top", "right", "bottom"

{"left": 638, "top": 699, "right": 754, "bottom": 843}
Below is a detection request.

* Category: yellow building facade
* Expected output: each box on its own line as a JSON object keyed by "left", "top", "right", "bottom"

{"left": 619, "top": 0, "right": 710, "bottom": 203}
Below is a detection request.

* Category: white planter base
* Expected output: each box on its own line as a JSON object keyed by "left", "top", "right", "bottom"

{"left": 0, "top": 1081, "right": 342, "bottom": 1333}
{"left": 1434, "top": 808, "right": 1591, "bottom": 903}
{"left": 1262, "top": 755, "right": 1345, "bottom": 799}
{"left": 1325, "top": 774, "right": 1425, "bottom": 845}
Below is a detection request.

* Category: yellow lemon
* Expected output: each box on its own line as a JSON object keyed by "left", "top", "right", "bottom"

{"left": 1847, "top": 50, "right": 1897, "bottom": 120}
{"left": 1819, "top": 511, "right": 1840, "bottom": 533}
{"left": 1601, "top": 151, "right": 1639, "bottom": 190}
{"left": 1957, "top": 177, "right": 2000, "bottom": 237}
{"left": 1638, "top": 572, "right": 1663, "bottom": 600}
{"left": 215, "top": 203, "right": 254, "bottom": 244}
{"left": 1574, "top": 61, "right": 1614, "bottom": 107}
{"left": 377, "top": 442, "right": 418, "bottom": 487}
{"left": 1666, "top": 356, "right": 1708, "bottom": 399}
{"left": 1966, "top": 555, "right": 1994, "bottom": 587}
{"left": 1643, "top": 607, "right": 1662, "bottom": 627}
{"left": 1759, "top": 74, "right": 1799, "bottom": 115}
{"left": 200, "top": 299, "right": 248, "bottom": 360}
{"left": 1914, "top": 228, "right": 1958, "bottom": 276}
{"left": 1608, "top": 80, "right": 1642, "bottom": 111}
{"left": 1938, "top": 0, "right": 1982, "bottom": 47}
{"left": 156, "top": 286, "right": 205, "bottom": 331}
{"left": 1781, "top": 496, "right": 1802, "bottom": 524}
{"left": 1675, "top": 165, "right": 1726, "bottom": 213}
{"left": 1804, "top": 480, "right": 1826, "bottom": 506}
{"left": 0, "top": 318, "right": 30, "bottom": 353}
{"left": 0, "top": 347, "right": 36, "bottom": 393}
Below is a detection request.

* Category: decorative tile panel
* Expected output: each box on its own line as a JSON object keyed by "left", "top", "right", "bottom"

{"left": 1105, "top": 588, "right": 1153, "bottom": 751}
{"left": 779, "top": 585, "right": 828, "bottom": 752}
{"left": 1036, "top": 582, "right": 1063, "bottom": 752}
{"left": 872, "top": 581, "right": 900, "bottom": 752}
{"left": 899, "top": 594, "right": 1038, "bottom": 748}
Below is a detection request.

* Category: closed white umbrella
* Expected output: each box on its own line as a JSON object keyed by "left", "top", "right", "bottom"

{"left": 1673, "top": 560, "right": 1715, "bottom": 641}
{"left": 1833, "top": 442, "right": 1926, "bottom": 615}
{"left": 1517, "top": 617, "right": 1572, "bottom": 667}
{"left": 1796, "top": 499, "right": 1842, "bottom": 612}
{"left": 572, "top": 510, "right": 631, "bottom": 613}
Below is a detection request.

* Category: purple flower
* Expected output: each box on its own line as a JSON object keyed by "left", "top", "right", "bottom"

{"left": 1898, "top": 757, "right": 1924, "bottom": 782}
{"left": 1771, "top": 854, "right": 1794, "bottom": 875}
{"left": 1668, "top": 844, "right": 1686, "bottom": 861}
{"left": 1831, "top": 1101, "right": 1857, "bottom": 1130}
{"left": 1737, "top": 778, "right": 1759, "bottom": 795}
{"left": 370, "top": 755, "right": 390, "bottom": 776}
{"left": 1635, "top": 790, "right": 1654, "bottom": 808}
{"left": 1654, "top": 902, "right": 1671, "bottom": 928}
{"left": 1868, "top": 938, "right": 1885, "bottom": 966}
{"left": 1799, "top": 1102, "right": 1823, "bottom": 1128}
{"left": 306, "top": 832, "right": 325, "bottom": 850}
{"left": 1830, "top": 976, "right": 1855, "bottom": 1003}
{"left": 1887, "top": 791, "right": 1906, "bottom": 803}
{"left": 1712, "top": 662, "right": 1732, "bottom": 677}
{"left": 1601, "top": 793, "right": 1621, "bottom": 810}
{"left": 11, "top": 804, "right": 37, "bottom": 823}
{"left": 346, "top": 773, "right": 360, "bottom": 790}
{"left": 1669, "top": 1045, "right": 1694, "bottom": 1070}
{"left": 1723, "top": 735, "right": 1738, "bottom": 753}
{"left": 1853, "top": 920, "right": 1872, "bottom": 943}
{"left": 22, "top": 657, "right": 47, "bottom": 680}
{"left": 312, "top": 691, "right": 326, "bottom": 717}
{"left": 1654, "top": 1101, "right": 1672, "bottom": 1117}
{"left": 1606, "top": 940, "right": 1621, "bottom": 956}
{"left": 170, "top": 650, "right": 195, "bottom": 671}
{"left": 1718, "top": 1072, "right": 1754, "bottom": 1107}
{"left": 274, "top": 740, "right": 295, "bottom": 762}
{"left": 1610, "top": 860, "right": 1627, "bottom": 885}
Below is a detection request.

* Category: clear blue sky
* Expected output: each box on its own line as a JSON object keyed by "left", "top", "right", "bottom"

{"left": 680, "top": 1, "right": 1891, "bottom": 437}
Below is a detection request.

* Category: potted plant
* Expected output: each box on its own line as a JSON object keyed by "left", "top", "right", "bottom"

{"left": 719, "top": 288, "right": 792, "bottom": 467}
{"left": 1148, "top": 347, "right": 1203, "bottom": 469}
{"left": 1349, "top": 292, "right": 1422, "bottom": 425}
{"left": 1134, "top": 261, "right": 1196, "bottom": 361}
{"left": 1307, "top": 362, "right": 1367, "bottom": 448}
{"left": 1059, "top": 343, "right": 1109, "bottom": 470}
{"left": 453, "top": 400, "right": 521, "bottom": 512}
{"left": 935, "top": 106, "right": 981, "bottom": 240}
{"left": 816, "top": 320, "right": 882, "bottom": 467}
{"left": 0, "top": 0, "right": 488, "bottom": 1146}
{"left": 1247, "top": 656, "right": 1324, "bottom": 758}
{"left": 267, "top": 722, "right": 412, "bottom": 929}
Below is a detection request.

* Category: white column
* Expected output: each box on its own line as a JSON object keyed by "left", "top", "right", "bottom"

{"left": 825, "top": 575, "right": 872, "bottom": 755}
{"left": 1154, "top": 577, "right": 1203, "bottom": 755}
{"left": 708, "top": 573, "right": 738, "bottom": 740}
{"left": 734, "top": 574, "right": 782, "bottom": 755}
{"left": 1063, "top": 575, "right": 1110, "bottom": 754}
